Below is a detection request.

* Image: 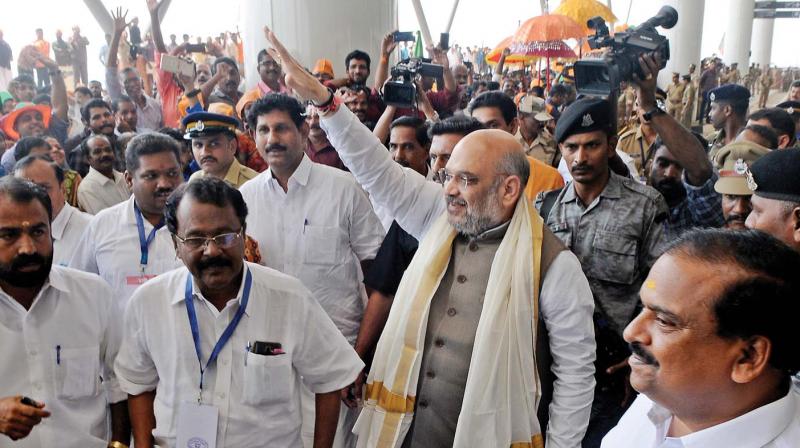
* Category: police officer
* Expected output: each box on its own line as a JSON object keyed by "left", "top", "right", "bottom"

{"left": 515, "top": 94, "right": 558, "bottom": 166}
{"left": 183, "top": 111, "right": 258, "bottom": 189}
{"left": 665, "top": 72, "right": 685, "bottom": 118}
{"left": 707, "top": 83, "right": 751, "bottom": 163}
{"left": 712, "top": 141, "right": 770, "bottom": 230}
{"left": 775, "top": 100, "right": 800, "bottom": 144}
{"left": 615, "top": 89, "right": 666, "bottom": 179}
{"left": 744, "top": 148, "right": 800, "bottom": 251}
{"left": 680, "top": 74, "right": 696, "bottom": 128}
{"left": 536, "top": 94, "right": 668, "bottom": 446}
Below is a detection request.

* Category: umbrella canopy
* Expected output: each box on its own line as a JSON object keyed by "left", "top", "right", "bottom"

{"left": 512, "top": 13, "right": 584, "bottom": 43}
{"left": 510, "top": 40, "right": 577, "bottom": 59}
{"left": 554, "top": 0, "right": 618, "bottom": 35}
{"left": 485, "top": 36, "right": 538, "bottom": 65}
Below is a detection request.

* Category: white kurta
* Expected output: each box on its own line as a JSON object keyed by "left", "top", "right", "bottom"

{"left": 51, "top": 203, "right": 92, "bottom": 266}
{"left": 76, "top": 167, "right": 131, "bottom": 215}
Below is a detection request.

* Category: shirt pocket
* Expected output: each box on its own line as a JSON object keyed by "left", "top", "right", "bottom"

{"left": 53, "top": 346, "right": 101, "bottom": 400}
{"left": 590, "top": 230, "right": 639, "bottom": 285}
{"left": 241, "top": 352, "right": 292, "bottom": 406}
{"left": 302, "top": 225, "right": 341, "bottom": 265}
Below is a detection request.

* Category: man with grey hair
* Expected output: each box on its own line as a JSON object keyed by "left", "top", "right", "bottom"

{"left": 265, "top": 28, "right": 596, "bottom": 448}
{"left": 76, "top": 134, "right": 130, "bottom": 214}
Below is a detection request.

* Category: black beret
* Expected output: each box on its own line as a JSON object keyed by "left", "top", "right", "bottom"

{"left": 182, "top": 112, "right": 240, "bottom": 140}
{"left": 709, "top": 84, "right": 750, "bottom": 104}
{"left": 554, "top": 98, "right": 613, "bottom": 144}
{"left": 775, "top": 100, "right": 800, "bottom": 116}
{"left": 747, "top": 148, "right": 800, "bottom": 202}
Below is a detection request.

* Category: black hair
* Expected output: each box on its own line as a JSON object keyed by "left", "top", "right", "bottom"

{"left": 256, "top": 49, "right": 269, "bottom": 63}
{"left": 549, "top": 84, "right": 570, "bottom": 98}
{"left": 246, "top": 93, "right": 306, "bottom": 130}
{"left": 740, "top": 124, "right": 780, "bottom": 149}
{"left": 112, "top": 95, "right": 135, "bottom": 113}
{"left": 32, "top": 94, "right": 51, "bottom": 106}
{"left": 80, "top": 98, "right": 111, "bottom": 123}
{"left": 74, "top": 86, "right": 92, "bottom": 97}
{"left": 748, "top": 108, "right": 796, "bottom": 144}
{"left": 120, "top": 67, "right": 139, "bottom": 80}
{"left": 13, "top": 74, "right": 35, "bottom": 86}
{"left": 125, "top": 132, "right": 181, "bottom": 173}
{"left": 0, "top": 176, "right": 52, "bottom": 221}
{"left": 212, "top": 57, "right": 239, "bottom": 74}
{"left": 467, "top": 91, "right": 517, "bottom": 126}
{"left": 665, "top": 229, "right": 800, "bottom": 376}
{"left": 14, "top": 137, "right": 50, "bottom": 161}
{"left": 428, "top": 115, "right": 485, "bottom": 139}
{"left": 791, "top": 80, "right": 800, "bottom": 89}
{"left": 157, "top": 127, "right": 190, "bottom": 148}
{"left": 486, "top": 81, "right": 500, "bottom": 91}
{"left": 345, "top": 50, "right": 371, "bottom": 71}
{"left": 165, "top": 176, "right": 248, "bottom": 235}
{"left": 81, "top": 134, "right": 112, "bottom": 159}
{"left": 389, "top": 116, "right": 430, "bottom": 148}
{"left": 14, "top": 154, "right": 65, "bottom": 184}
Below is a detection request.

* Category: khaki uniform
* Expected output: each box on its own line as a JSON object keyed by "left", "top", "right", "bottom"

{"left": 758, "top": 72, "right": 773, "bottom": 108}
{"left": 188, "top": 158, "right": 259, "bottom": 189}
{"left": 536, "top": 172, "right": 668, "bottom": 336}
{"left": 707, "top": 129, "right": 727, "bottom": 167}
{"left": 516, "top": 128, "right": 560, "bottom": 167}
{"left": 680, "top": 81, "right": 696, "bottom": 128}
{"left": 615, "top": 125, "right": 656, "bottom": 178}
{"left": 665, "top": 82, "right": 686, "bottom": 118}
{"left": 729, "top": 68, "right": 741, "bottom": 85}
{"left": 617, "top": 86, "right": 636, "bottom": 128}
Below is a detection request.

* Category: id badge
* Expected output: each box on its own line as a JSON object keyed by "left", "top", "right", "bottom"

{"left": 176, "top": 401, "right": 218, "bottom": 448}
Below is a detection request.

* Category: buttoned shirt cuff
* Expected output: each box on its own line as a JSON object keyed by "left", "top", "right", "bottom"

{"left": 104, "top": 378, "right": 128, "bottom": 404}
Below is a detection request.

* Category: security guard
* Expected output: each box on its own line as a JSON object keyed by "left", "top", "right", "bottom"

{"left": 515, "top": 94, "right": 559, "bottom": 166}
{"left": 536, "top": 97, "right": 668, "bottom": 446}
{"left": 712, "top": 141, "right": 770, "bottom": 230}
{"left": 615, "top": 89, "right": 666, "bottom": 179}
{"left": 183, "top": 111, "right": 258, "bottom": 189}
{"left": 745, "top": 148, "right": 800, "bottom": 251}
{"left": 665, "top": 72, "right": 685, "bottom": 118}
{"left": 680, "top": 74, "right": 696, "bottom": 128}
{"left": 706, "top": 83, "right": 750, "bottom": 163}
{"left": 776, "top": 100, "right": 800, "bottom": 144}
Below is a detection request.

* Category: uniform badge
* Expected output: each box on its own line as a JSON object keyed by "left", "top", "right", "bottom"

{"left": 581, "top": 113, "right": 594, "bottom": 127}
{"left": 196, "top": 120, "right": 205, "bottom": 131}
{"left": 733, "top": 158, "right": 747, "bottom": 175}
{"left": 788, "top": 107, "right": 795, "bottom": 115}
{"left": 745, "top": 168, "right": 758, "bottom": 191}
{"left": 709, "top": 92, "right": 715, "bottom": 101}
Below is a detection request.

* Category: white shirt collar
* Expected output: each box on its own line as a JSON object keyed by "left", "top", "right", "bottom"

{"left": 87, "top": 166, "right": 123, "bottom": 186}
{"left": 645, "top": 389, "right": 798, "bottom": 448}
{"left": 171, "top": 265, "right": 251, "bottom": 317}
{"left": 50, "top": 202, "right": 74, "bottom": 240}
{"left": 266, "top": 154, "right": 312, "bottom": 189}
{"left": 0, "top": 266, "right": 72, "bottom": 312}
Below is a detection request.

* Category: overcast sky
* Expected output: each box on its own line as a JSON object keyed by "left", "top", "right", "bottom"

{"left": 2, "top": 0, "right": 797, "bottom": 84}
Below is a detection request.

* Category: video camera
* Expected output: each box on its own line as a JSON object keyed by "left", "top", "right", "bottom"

{"left": 383, "top": 58, "right": 444, "bottom": 108}
{"left": 574, "top": 5, "right": 678, "bottom": 97}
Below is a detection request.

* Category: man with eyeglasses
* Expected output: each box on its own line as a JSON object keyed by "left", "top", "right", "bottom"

{"left": 114, "top": 177, "right": 363, "bottom": 448}
{"left": 263, "top": 29, "right": 595, "bottom": 448}
{"left": 70, "top": 132, "right": 184, "bottom": 309}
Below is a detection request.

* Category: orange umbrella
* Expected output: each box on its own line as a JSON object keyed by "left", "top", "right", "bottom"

{"left": 485, "top": 36, "right": 538, "bottom": 65}
{"left": 554, "top": 0, "right": 618, "bottom": 35}
{"left": 512, "top": 14, "right": 585, "bottom": 43}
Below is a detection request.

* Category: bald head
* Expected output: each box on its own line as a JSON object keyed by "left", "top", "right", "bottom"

{"left": 450, "top": 129, "right": 529, "bottom": 184}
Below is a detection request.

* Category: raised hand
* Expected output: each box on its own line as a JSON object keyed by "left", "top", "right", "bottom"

{"left": 110, "top": 7, "right": 131, "bottom": 36}
{"left": 381, "top": 32, "right": 398, "bottom": 56}
{"left": 146, "top": 0, "right": 163, "bottom": 14}
{"left": 263, "top": 26, "right": 329, "bottom": 104}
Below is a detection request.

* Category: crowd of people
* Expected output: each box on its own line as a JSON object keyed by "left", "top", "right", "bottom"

{"left": 0, "top": 2, "right": 799, "bottom": 448}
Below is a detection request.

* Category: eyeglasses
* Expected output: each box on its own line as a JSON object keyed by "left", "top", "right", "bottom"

{"left": 438, "top": 169, "right": 480, "bottom": 189}
{"left": 174, "top": 229, "right": 243, "bottom": 251}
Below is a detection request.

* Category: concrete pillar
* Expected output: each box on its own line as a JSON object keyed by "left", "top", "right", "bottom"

{"left": 658, "top": 0, "right": 705, "bottom": 87}
{"left": 722, "top": 0, "right": 755, "bottom": 68}
{"left": 240, "top": 0, "right": 397, "bottom": 90}
{"left": 751, "top": 18, "right": 775, "bottom": 68}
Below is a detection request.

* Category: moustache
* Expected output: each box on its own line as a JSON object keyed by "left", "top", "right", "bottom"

{"left": 725, "top": 214, "right": 747, "bottom": 225}
{"left": 265, "top": 144, "right": 287, "bottom": 153}
{"left": 99, "top": 156, "right": 114, "bottom": 164}
{"left": 445, "top": 195, "right": 467, "bottom": 207}
{"left": 200, "top": 156, "right": 218, "bottom": 164}
{"left": 629, "top": 342, "right": 659, "bottom": 367}
{"left": 396, "top": 159, "right": 410, "bottom": 168}
{"left": 571, "top": 163, "right": 591, "bottom": 173}
{"left": 197, "top": 256, "right": 233, "bottom": 272}
{"left": 153, "top": 188, "right": 173, "bottom": 198}
{"left": 12, "top": 253, "right": 47, "bottom": 271}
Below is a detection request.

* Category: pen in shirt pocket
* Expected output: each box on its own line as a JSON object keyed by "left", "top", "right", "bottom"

{"left": 303, "top": 218, "right": 308, "bottom": 234}
{"left": 56, "top": 345, "right": 61, "bottom": 365}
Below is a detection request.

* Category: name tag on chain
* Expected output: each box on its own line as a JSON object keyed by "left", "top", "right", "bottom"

{"left": 176, "top": 401, "right": 218, "bottom": 448}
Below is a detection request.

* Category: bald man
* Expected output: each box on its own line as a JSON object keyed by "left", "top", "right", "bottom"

{"left": 263, "top": 29, "right": 596, "bottom": 448}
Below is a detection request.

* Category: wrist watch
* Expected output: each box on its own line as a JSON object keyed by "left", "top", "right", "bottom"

{"left": 108, "top": 442, "right": 129, "bottom": 448}
{"left": 641, "top": 106, "right": 666, "bottom": 123}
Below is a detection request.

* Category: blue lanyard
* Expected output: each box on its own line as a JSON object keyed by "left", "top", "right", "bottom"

{"left": 133, "top": 203, "right": 164, "bottom": 268}
{"left": 184, "top": 268, "right": 252, "bottom": 403}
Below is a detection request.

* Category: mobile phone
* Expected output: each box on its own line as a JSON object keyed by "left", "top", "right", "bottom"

{"left": 21, "top": 396, "right": 39, "bottom": 407}
{"left": 186, "top": 43, "right": 206, "bottom": 53}
{"left": 393, "top": 31, "right": 415, "bottom": 43}
{"left": 439, "top": 33, "right": 450, "bottom": 51}
{"left": 249, "top": 341, "right": 284, "bottom": 356}
{"left": 160, "top": 54, "right": 195, "bottom": 78}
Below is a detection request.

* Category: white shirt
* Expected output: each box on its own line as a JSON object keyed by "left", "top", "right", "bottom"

{"left": 114, "top": 263, "right": 364, "bottom": 448}
{"left": 239, "top": 155, "right": 384, "bottom": 344}
{"left": 52, "top": 203, "right": 92, "bottom": 266}
{"left": 0, "top": 266, "right": 124, "bottom": 448}
{"left": 77, "top": 167, "right": 131, "bottom": 215}
{"left": 602, "top": 384, "right": 800, "bottom": 448}
{"left": 69, "top": 196, "right": 182, "bottom": 310}
{"left": 320, "top": 106, "right": 597, "bottom": 447}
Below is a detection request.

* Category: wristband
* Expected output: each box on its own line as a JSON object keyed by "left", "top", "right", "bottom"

{"left": 312, "top": 88, "right": 334, "bottom": 108}
{"left": 316, "top": 93, "right": 342, "bottom": 116}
